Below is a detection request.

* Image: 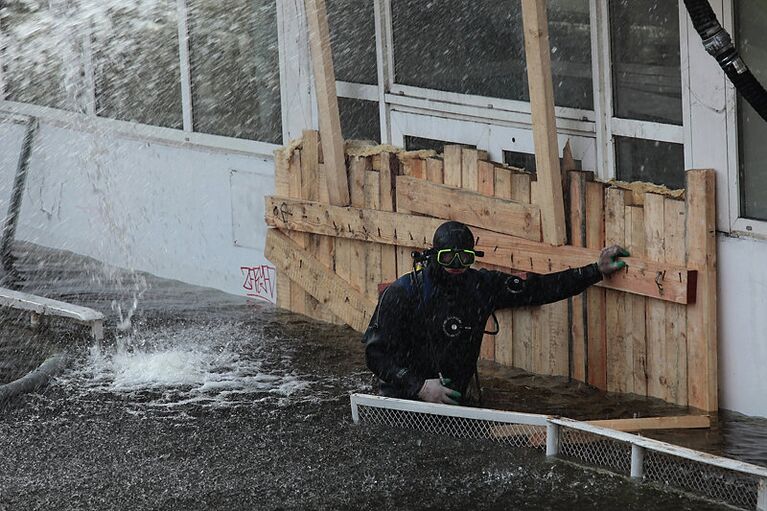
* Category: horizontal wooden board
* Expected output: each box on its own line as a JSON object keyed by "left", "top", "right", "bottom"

{"left": 266, "top": 196, "right": 695, "bottom": 304}
{"left": 396, "top": 175, "right": 542, "bottom": 242}
{"left": 265, "top": 229, "right": 375, "bottom": 332}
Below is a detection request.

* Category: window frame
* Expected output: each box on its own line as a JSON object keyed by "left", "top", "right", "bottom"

{"left": 329, "top": 0, "right": 694, "bottom": 188}
{"left": 0, "top": 0, "right": 281, "bottom": 156}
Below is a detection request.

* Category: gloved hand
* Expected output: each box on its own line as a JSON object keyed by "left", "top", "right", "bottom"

{"left": 417, "top": 378, "right": 462, "bottom": 405}
{"left": 598, "top": 245, "right": 630, "bottom": 277}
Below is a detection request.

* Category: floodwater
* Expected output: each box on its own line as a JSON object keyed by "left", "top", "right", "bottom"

{"left": 0, "top": 243, "right": 764, "bottom": 510}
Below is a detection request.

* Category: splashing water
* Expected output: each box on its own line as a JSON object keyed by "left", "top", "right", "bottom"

{"left": 57, "top": 323, "right": 312, "bottom": 409}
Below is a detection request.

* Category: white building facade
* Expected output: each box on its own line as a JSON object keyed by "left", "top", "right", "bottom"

{"left": 0, "top": 0, "right": 765, "bottom": 416}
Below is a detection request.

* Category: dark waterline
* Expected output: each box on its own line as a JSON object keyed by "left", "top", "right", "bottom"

{"left": 0, "top": 243, "right": 763, "bottom": 510}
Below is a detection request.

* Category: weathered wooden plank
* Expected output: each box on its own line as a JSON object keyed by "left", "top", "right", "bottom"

{"left": 265, "top": 229, "right": 375, "bottom": 332}
{"left": 265, "top": 197, "right": 696, "bottom": 305}
{"left": 380, "top": 152, "right": 398, "bottom": 284}
{"left": 301, "top": 130, "right": 337, "bottom": 323}
{"left": 477, "top": 159, "right": 496, "bottom": 362}
{"left": 443, "top": 145, "right": 463, "bottom": 188}
{"left": 396, "top": 175, "right": 542, "bottom": 242}
{"left": 365, "top": 170, "right": 382, "bottom": 303}
{"left": 494, "top": 167, "right": 513, "bottom": 200}
{"left": 585, "top": 181, "right": 607, "bottom": 390}
{"left": 304, "top": 0, "right": 349, "bottom": 206}
{"left": 625, "top": 205, "right": 647, "bottom": 396}
{"left": 605, "top": 187, "right": 627, "bottom": 393}
{"left": 521, "top": 0, "right": 566, "bottom": 245}
{"left": 349, "top": 157, "right": 370, "bottom": 297}
{"left": 274, "top": 148, "right": 292, "bottom": 309}
{"left": 586, "top": 415, "right": 710, "bottom": 432}
{"left": 288, "top": 150, "right": 308, "bottom": 315}
{"left": 461, "top": 149, "right": 488, "bottom": 192}
{"left": 426, "top": 158, "right": 444, "bottom": 184}
{"left": 685, "top": 170, "right": 717, "bottom": 412}
{"left": 569, "top": 171, "right": 588, "bottom": 382}
{"left": 478, "top": 160, "right": 495, "bottom": 197}
{"left": 644, "top": 193, "right": 667, "bottom": 401}
{"left": 511, "top": 173, "right": 532, "bottom": 204}
{"left": 408, "top": 158, "right": 426, "bottom": 180}
{"left": 665, "top": 198, "right": 688, "bottom": 406}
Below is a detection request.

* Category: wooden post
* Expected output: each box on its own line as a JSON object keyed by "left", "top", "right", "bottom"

{"left": 625, "top": 205, "right": 647, "bottom": 396}
{"left": 274, "top": 148, "right": 292, "bottom": 309}
{"left": 304, "top": 0, "right": 349, "bottom": 206}
{"left": 569, "top": 171, "right": 588, "bottom": 382}
{"left": 585, "top": 181, "right": 606, "bottom": 390}
{"left": 288, "top": 150, "right": 308, "bottom": 315}
{"left": 349, "top": 157, "right": 370, "bottom": 297}
{"left": 686, "top": 169, "right": 718, "bottom": 412}
{"left": 478, "top": 160, "right": 496, "bottom": 362}
{"left": 380, "top": 152, "right": 399, "bottom": 284}
{"left": 521, "top": 0, "right": 566, "bottom": 245}
{"left": 493, "top": 165, "right": 514, "bottom": 367}
{"left": 605, "top": 187, "right": 627, "bottom": 392}
{"left": 644, "top": 193, "right": 667, "bottom": 400}
{"left": 511, "top": 172, "right": 534, "bottom": 373}
{"left": 665, "top": 198, "right": 688, "bottom": 405}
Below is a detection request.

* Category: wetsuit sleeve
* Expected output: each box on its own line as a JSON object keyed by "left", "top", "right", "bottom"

{"left": 363, "top": 285, "right": 424, "bottom": 398}
{"left": 490, "top": 263, "right": 603, "bottom": 310}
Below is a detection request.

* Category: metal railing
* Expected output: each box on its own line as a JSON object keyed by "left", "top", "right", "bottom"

{"left": 350, "top": 393, "right": 767, "bottom": 511}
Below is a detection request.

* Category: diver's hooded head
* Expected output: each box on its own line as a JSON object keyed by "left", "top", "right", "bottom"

{"left": 427, "top": 221, "right": 475, "bottom": 281}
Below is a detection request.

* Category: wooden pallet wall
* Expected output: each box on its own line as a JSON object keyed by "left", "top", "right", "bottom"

{"left": 266, "top": 133, "right": 718, "bottom": 412}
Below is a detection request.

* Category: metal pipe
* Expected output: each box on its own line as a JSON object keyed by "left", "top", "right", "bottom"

{"left": 546, "top": 422, "right": 560, "bottom": 457}
{"left": 350, "top": 397, "right": 360, "bottom": 424}
{"left": 758, "top": 478, "right": 767, "bottom": 511}
{"left": 1, "top": 118, "right": 38, "bottom": 273}
{"left": 631, "top": 444, "right": 645, "bottom": 479}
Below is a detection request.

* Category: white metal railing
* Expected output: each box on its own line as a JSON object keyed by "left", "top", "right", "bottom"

{"left": 350, "top": 393, "right": 767, "bottom": 511}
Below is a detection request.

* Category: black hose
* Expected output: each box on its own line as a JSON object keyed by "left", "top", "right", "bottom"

{"left": 683, "top": 0, "right": 767, "bottom": 123}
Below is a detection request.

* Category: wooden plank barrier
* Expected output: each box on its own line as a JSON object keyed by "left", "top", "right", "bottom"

{"left": 266, "top": 134, "right": 719, "bottom": 412}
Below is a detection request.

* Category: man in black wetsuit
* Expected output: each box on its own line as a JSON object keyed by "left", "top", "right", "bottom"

{"left": 363, "top": 221, "right": 628, "bottom": 405}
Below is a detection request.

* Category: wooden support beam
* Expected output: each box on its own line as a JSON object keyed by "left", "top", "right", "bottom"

{"left": 685, "top": 169, "right": 718, "bottom": 412}
{"left": 586, "top": 415, "right": 710, "bottom": 433}
{"left": 396, "top": 175, "right": 542, "bottom": 242}
{"left": 274, "top": 149, "right": 292, "bottom": 309}
{"left": 521, "top": 0, "right": 566, "bottom": 245}
{"left": 605, "top": 187, "right": 627, "bottom": 393}
{"left": 265, "top": 197, "right": 696, "bottom": 305}
{"left": 625, "top": 205, "right": 647, "bottom": 396}
{"left": 265, "top": 229, "right": 375, "bottom": 332}
{"left": 304, "top": 0, "right": 349, "bottom": 206}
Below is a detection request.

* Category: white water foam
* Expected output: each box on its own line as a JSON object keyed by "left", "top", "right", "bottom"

{"left": 60, "top": 323, "right": 312, "bottom": 408}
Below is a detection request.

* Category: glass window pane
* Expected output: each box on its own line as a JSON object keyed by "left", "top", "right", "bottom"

{"left": 327, "top": 0, "right": 377, "bottom": 85}
{"left": 392, "top": 0, "right": 593, "bottom": 109}
{"left": 610, "top": 0, "right": 682, "bottom": 125}
{"left": 339, "top": 98, "right": 379, "bottom": 142}
{"left": 189, "top": 0, "right": 281, "bottom": 143}
{"left": 737, "top": 0, "right": 767, "bottom": 221}
{"left": 1, "top": 1, "right": 87, "bottom": 111}
{"left": 615, "top": 136, "right": 684, "bottom": 189}
{"left": 404, "top": 136, "right": 459, "bottom": 152}
{"left": 93, "top": 1, "right": 182, "bottom": 129}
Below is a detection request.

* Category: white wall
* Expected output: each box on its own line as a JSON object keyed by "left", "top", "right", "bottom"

{"left": 718, "top": 235, "right": 767, "bottom": 417}
{"left": 0, "top": 118, "right": 277, "bottom": 303}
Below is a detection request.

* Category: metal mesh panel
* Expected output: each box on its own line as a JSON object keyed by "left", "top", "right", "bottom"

{"left": 356, "top": 404, "right": 547, "bottom": 450}
{"left": 644, "top": 449, "right": 760, "bottom": 510}
{"left": 558, "top": 427, "right": 632, "bottom": 475}
{"left": 352, "top": 396, "right": 767, "bottom": 511}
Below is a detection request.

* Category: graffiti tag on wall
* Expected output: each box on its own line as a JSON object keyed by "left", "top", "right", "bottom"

{"left": 241, "top": 265, "right": 276, "bottom": 303}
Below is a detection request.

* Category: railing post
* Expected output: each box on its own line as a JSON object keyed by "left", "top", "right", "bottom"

{"left": 350, "top": 396, "right": 360, "bottom": 424}
{"left": 758, "top": 478, "right": 767, "bottom": 511}
{"left": 631, "top": 444, "right": 645, "bottom": 479}
{"left": 546, "top": 422, "right": 560, "bottom": 457}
